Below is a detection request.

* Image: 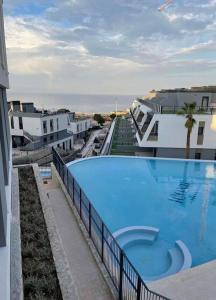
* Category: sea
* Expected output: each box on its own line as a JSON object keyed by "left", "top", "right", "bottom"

{"left": 7, "top": 92, "right": 140, "bottom": 113}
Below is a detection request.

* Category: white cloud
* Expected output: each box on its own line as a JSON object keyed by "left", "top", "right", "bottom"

{"left": 4, "top": 0, "right": 216, "bottom": 95}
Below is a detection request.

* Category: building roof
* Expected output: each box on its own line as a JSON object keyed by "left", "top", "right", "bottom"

{"left": 9, "top": 111, "right": 69, "bottom": 118}
{"left": 152, "top": 86, "right": 216, "bottom": 93}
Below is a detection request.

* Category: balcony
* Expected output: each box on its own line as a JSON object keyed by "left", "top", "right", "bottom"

{"left": 20, "top": 130, "right": 73, "bottom": 151}
{"left": 160, "top": 106, "right": 216, "bottom": 115}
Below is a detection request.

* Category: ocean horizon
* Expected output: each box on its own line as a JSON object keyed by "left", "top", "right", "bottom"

{"left": 7, "top": 92, "right": 141, "bottom": 113}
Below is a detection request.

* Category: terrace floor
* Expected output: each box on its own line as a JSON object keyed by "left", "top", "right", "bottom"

{"left": 43, "top": 179, "right": 113, "bottom": 300}
{"left": 149, "top": 260, "right": 216, "bottom": 300}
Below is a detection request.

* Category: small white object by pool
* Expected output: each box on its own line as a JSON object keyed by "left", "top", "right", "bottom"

{"left": 40, "top": 168, "right": 52, "bottom": 179}
{"left": 113, "top": 226, "right": 192, "bottom": 281}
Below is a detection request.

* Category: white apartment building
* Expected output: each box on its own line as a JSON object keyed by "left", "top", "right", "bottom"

{"left": 0, "top": 1, "right": 12, "bottom": 299}
{"left": 9, "top": 101, "right": 74, "bottom": 151}
{"left": 131, "top": 87, "right": 216, "bottom": 160}
{"left": 68, "top": 112, "right": 92, "bottom": 141}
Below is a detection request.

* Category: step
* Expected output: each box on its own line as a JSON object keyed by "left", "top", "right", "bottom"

{"left": 176, "top": 240, "right": 192, "bottom": 271}
{"left": 144, "top": 240, "right": 192, "bottom": 282}
{"left": 113, "top": 226, "right": 159, "bottom": 248}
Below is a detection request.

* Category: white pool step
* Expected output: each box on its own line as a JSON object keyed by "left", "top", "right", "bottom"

{"left": 113, "top": 226, "right": 159, "bottom": 248}
{"left": 144, "top": 240, "right": 192, "bottom": 282}
{"left": 113, "top": 226, "right": 192, "bottom": 282}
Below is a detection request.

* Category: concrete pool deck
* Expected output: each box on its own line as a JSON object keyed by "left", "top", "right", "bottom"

{"left": 41, "top": 176, "right": 114, "bottom": 300}
{"left": 149, "top": 260, "right": 216, "bottom": 300}
{"left": 38, "top": 159, "right": 216, "bottom": 300}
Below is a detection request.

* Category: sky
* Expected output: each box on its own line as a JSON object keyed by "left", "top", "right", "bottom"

{"left": 3, "top": 0, "right": 216, "bottom": 96}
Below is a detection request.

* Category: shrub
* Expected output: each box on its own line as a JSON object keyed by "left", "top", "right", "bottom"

{"left": 19, "top": 167, "right": 62, "bottom": 299}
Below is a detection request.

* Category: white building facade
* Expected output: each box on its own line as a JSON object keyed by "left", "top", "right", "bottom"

{"left": 9, "top": 101, "right": 74, "bottom": 151}
{"left": 0, "top": 1, "right": 12, "bottom": 299}
{"left": 69, "top": 112, "right": 92, "bottom": 141}
{"left": 131, "top": 87, "right": 216, "bottom": 160}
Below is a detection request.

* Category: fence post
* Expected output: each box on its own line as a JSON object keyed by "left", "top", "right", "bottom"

{"left": 119, "top": 250, "right": 124, "bottom": 300}
{"left": 89, "top": 203, "right": 92, "bottom": 237}
{"left": 80, "top": 188, "right": 82, "bottom": 219}
{"left": 136, "top": 276, "right": 142, "bottom": 300}
{"left": 101, "top": 223, "right": 104, "bottom": 262}
{"left": 72, "top": 178, "right": 75, "bottom": 204}
{"left": 66, "top": 168, "right": 68, "bottom": 187}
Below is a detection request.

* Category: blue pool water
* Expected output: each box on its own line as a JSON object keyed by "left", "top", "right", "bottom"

{"left": 40, "top": 168, "right": 52, "bottom": 179}
{"left": 68, "top": 156, "right": 216, "bottom": 279}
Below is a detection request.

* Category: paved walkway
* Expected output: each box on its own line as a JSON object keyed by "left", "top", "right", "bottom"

{"left": 149, "top": 260, "right": 216, "bottom": 300}
{"left": 44, "top": 181, "right": 113, "bottom": 300}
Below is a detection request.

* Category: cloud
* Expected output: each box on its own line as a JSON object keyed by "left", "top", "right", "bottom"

{"left": 4, "top": 0, "right": 216, "bottom": 95}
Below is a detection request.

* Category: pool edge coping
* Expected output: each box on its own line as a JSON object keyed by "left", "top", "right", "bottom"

{"left": 66, "top": 154, "right": 216, "bottom": 168}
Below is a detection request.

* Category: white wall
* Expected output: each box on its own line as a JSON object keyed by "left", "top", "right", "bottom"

{"left": 69, "top": 119, "right": 91, "bottom": 134}
{"left": 40, "top": 114, "right": 69, "bottom": 135}
{"left": 0, "top": 154, "right": 12, "bottom": 300}
{"left": 10, "top": 113, "right": 70, "bottom": 137}
{"left": 139, "top": 113, "right": 216, "bottom": 149}
{"left": 50, "top": 136, "right": 74, "bottom": 150}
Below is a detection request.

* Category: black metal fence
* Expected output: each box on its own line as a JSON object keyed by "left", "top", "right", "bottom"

{"left": 52, "top": 148, "right": 170, "bottom": 300}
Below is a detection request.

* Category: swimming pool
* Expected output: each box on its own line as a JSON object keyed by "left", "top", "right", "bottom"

{"left": 67, "top": 156, "right": 216, "bottom": 281}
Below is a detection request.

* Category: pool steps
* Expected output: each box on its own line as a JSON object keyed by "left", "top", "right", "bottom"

{"left": 144, "top": 240, "right": 192, "bottom": 281}
{"left": 113, "top": 226, "right": 192, "bottom": 281}
{"left": 113, "top": 226, "right": 159, "bottom": 248}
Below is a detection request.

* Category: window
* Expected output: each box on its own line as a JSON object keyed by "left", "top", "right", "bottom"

{"left": 195, "top": 152, "right": 201, "bottom": 160}
{"left": 136, "top": 111, "right": 144, "bottom": 123}
{"left": 77, "top": 124, "right": 79, "bottom": 132}
{"left": 50, "top": 135, "right": 54, "bottom": 141}
{"left": 43, "top": 121, "right": 47, "bottom": 134}
{"left": 50, "top": 119, "right": 54, "bottom": 132}
{"left": 198, "top": 126, "right": 204, "bottom": 135}
{"left": 202, "top": 96, "right": 209, "bottom": 108}
{"left": 19, "top": 117, "right": 23, "bottom": 129}
{"left": 197, "top": 121, "right": 205, "bottom": 145}
{"left": 11, "top": 116, "right": 14, "bottom": 129}
{"left": 43, "top": 137, "right": 47, "bottom": 143}
{"left": 56, "top": 118, "right": 59, "bottom": 131}
{"left": 147, "top": 121, "right": 159, "bottom": 141}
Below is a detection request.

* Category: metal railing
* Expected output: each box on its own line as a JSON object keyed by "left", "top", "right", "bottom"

{"left": 130, "top": 109, "right": 143, "bottom": 140}
{"left": 20, "top": 130, "right": 73, "bottom": 151}
{"left": 160, "top": 105, "right": 216, "bottom": 114}
{"left": 52, "top": 148, "right": 170, "bottom": 300}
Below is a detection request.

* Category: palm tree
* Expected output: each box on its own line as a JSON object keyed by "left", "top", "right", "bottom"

{"left": 178, "top": 102, "right": 196, "bottom": 159}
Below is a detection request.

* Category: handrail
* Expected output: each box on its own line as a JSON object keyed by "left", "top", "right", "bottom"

{"left": 130, "top": 109, "right": 143, "bottom": 139}
{"left": 52, "top": 147, "right": 170, "bottom": 300}
{"left": 160, "top": 105, "right": 216, "bottom": 114}
{"left": 100, "top": 122, "right": 113, "bottom": 155}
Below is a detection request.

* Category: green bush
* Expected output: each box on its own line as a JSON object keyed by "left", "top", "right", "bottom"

{"left": 19, "top": 167, "right": 62, "bottom": 300}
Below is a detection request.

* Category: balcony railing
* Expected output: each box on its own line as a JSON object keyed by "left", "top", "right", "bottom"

{"left": 52, "top": 148, "right": 170, "bottom": 300}
{"left": 160, "top": 106, "right": 216, "bottom": 114}
{"left": 130, "top": 109, "right": 143, "bottom": 139}
{"left": 20, "top": 130, "right": 73, "bottom": 151}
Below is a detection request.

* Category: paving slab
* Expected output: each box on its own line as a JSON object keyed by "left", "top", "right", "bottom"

{"left": 149, "top": 260, "right": 216, "bottom": 300}
{"left": 45, "top": 184, "right": 113, "bottom": 300}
